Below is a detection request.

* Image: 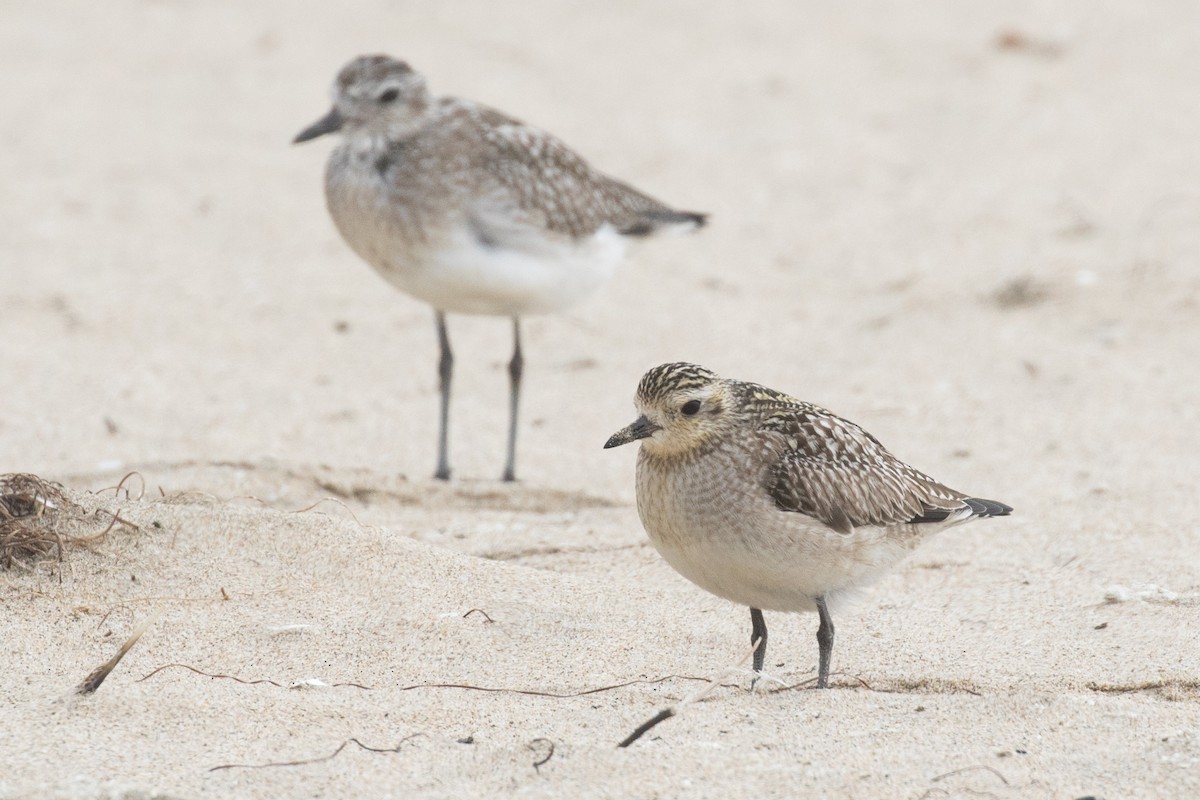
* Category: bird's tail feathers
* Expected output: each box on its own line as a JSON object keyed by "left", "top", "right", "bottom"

{"left": 962, "top": 497, "right": 1013, "bottom": 518}
{"left": 619, "top": 209, "right": 708, "bottom": 237}
{"left": 911, "top": 497, "right": 1012, "bottom": 526}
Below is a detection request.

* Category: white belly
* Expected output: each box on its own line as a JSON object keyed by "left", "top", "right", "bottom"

{"left": 647, "top": 518, "right": 913, "bottom": 615}
{"left": 389, "top": 224, "right": 626, "bottom": 316}
{"left": 325, "top": 150, "right": 630, "bottom": 317}
{"left": 636, "top": 454, "right": 922, "bottom": 615}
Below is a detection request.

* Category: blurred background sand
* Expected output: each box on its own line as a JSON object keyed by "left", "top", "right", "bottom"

{"left": 2, "top": 1, "right": 1198, "bottom": 797}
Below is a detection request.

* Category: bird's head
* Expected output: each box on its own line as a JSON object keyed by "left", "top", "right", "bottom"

{"left": 294, "top": 55, "right": 432, "bottom": 146}
{"left": 604, "top": 362, "right": 737, "bottom": 458}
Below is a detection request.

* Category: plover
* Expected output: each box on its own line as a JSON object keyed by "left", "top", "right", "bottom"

{"left": 604, "top": 362, "right": 1012, "bottom": 688}
{"left": 294, "top": 55, "right": 705, "bottom": 481}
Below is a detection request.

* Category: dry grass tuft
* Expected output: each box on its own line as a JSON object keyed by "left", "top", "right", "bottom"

{"left": 0, "top": 472, "right": 124, "bottom": 569}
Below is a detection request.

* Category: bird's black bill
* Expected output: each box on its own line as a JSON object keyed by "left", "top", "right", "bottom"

{"left": 603, "top": 415, "right": 660, "bottom": 449}
{"left": 293, "top": 108, "right": 344, "bottom": 144}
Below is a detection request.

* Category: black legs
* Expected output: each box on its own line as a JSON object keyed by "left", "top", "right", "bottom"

{"left": 432, "top": 312, "right": 524, "bottom": 481}
{"left": 434, "top": 310, "right": 453, "bottom": 481}
{"left": 749, "top": 607, "right": 768, "bottom": 674}
{"left": 815, "top": 595, "right": 834, "bottom": 689}
{"left": 748, "top": 598, "right": 834, "bottom": 690}
{"left": 502, "top": 317, "right": 523, "bottom": 482}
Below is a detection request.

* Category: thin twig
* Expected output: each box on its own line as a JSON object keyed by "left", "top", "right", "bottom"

{"left": 113, "top": 472, "right": 146, "bottom": 501}
{"left": 75, "top": 612, "right": 160, "bottom": 694}
{"left": 528, "top": 738, "right": 555, "bottom": 771}
{"left": 617, "top": 709, "right": 675, "bottom": 748}
{"left": 136, "top": 662, "right": 373, "bottom": 690}
{"left": 288, "top": 497, "right": 365, "bottom": 526}
{"left": 398, "top": 674, "right": 704, "bottom": 699}
{"left": 209, "top": 734, "right": 422, "bottom": 772}
{"left": 618, "top": 638, "right": 760, "bottom": 748}
{"left": 140, "top": 664, "right": 718, "bottom": 700}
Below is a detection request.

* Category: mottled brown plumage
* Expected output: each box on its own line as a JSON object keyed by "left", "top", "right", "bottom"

{"left": 744, "top": 384, "right": 971, "bottom": 534}
{"left": 605, "top": 362, "right": 1011, "bottom": 688}
{"left": 295, "top": 55, "right": 704, "bottom": 481}
{"left": 298, "top": 55, "right": 704, "bottom": 314}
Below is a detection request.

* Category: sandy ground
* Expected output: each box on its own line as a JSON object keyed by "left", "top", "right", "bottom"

{"left": 2, "top": 1, "right": 1199, "bottom": 797}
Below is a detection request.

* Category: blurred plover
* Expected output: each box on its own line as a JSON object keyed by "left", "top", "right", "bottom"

{"left": 604, "top": 362, "right": 1011, "bottom": 688}
{"left": 295, "top": 55, "right": 705, "bottom": 481}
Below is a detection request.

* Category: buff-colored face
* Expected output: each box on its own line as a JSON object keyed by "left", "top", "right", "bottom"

{"left": 293, "top": 55, "right": 430, "bottom": 144}
{"left": 604, "top": 363, "right": 735, "bottom": 456}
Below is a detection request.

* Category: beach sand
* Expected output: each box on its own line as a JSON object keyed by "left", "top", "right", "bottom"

{"left": 2, "top": 1, "right": 1198, "bottom": 797}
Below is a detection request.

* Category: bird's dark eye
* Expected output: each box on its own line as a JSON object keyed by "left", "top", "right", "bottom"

{"left": 378, "top": 88, "right": 400, "bottom": 103}
{"left": 681, "top": 400, "right": 702, "bottom": 416}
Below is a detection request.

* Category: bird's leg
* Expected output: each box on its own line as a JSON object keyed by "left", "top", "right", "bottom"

{"left": 815, "top": 595, "right": 835, "bottom": 689}
{"left": 749, "top": 607, "right": 767, "bottom": 689}
{"left": 434, "top": 310, "right": 453, "bottom": 481}
{"left": 501, "top": 317, "right": 523, "bottom": 482}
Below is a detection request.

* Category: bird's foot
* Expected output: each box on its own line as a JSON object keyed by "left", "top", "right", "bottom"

{"left": 745, "top": 668, "right": 786, "bottom": 693}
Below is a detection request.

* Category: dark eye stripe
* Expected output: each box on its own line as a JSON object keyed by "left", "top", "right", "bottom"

{"left": 681, "top": 400, "right": 701, "bottom": 416}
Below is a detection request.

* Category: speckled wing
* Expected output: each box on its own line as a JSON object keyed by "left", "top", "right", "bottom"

{"left": 469, "top": 105, "right": 703, "bottom": 240}
{"left": 751, "top": 387, "right": 969, "bottom": 534}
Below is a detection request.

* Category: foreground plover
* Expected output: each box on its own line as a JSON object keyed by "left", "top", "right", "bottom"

{"left": 295, "top": 55, "right": 705, "bottom": 481}
{"left": 604, "top": 363, "right": 1011, "bottom": 688}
